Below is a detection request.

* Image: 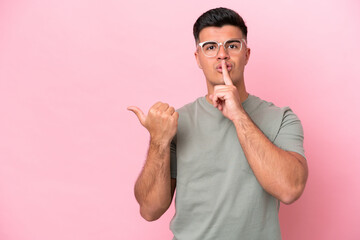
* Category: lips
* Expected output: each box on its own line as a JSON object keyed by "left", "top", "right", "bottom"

{"left": 216, "top": 62, "right": 232, "bottom": 73}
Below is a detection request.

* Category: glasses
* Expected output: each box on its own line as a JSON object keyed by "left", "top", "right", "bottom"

{"left": 198, "top": 39, "right": 246, "bottom": 57}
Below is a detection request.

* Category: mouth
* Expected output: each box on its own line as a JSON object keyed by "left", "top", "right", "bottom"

{"left": 216, "top": 62, "right": 232, "bottom": 73}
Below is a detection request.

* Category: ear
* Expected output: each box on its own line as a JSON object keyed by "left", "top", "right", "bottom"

{"left": 194, "top": 51, "right": 203, "bottom": 69}
{"left": 244, "top": 48, "right": 251, "bottom": 65}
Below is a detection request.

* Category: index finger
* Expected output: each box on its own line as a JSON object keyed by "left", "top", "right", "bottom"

{"left": 222, "top": 60, "right": 233, "bottom": 86}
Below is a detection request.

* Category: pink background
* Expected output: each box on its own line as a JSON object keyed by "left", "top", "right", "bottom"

{"left": 1, "top": 0, "right": 359, "bottom": 239}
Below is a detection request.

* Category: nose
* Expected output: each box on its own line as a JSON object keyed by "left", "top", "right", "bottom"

{"left": 217, "top": 44, "right": 229, "bottom": 60}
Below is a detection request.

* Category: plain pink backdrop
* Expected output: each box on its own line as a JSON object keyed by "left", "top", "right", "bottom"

{"left": 1, "top": 0, "right": 359, "bottom": 239}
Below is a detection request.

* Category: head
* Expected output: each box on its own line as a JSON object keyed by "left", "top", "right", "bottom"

{"left": 193, "top": 7, "right": 248, "bottom": 44}
{"left": 193, "top": 8, "right": 250, "bottom": 89}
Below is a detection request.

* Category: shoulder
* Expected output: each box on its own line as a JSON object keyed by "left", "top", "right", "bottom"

{"left": 173, "top": 97, "right": 202, "bottom": 139}
{"left": 176, "top": 97, "right": 205, "bottom": 124}
{"left": 245, "top": 95, "right": 283, "bottom": 115}
{"left": 246, "top": 95, "right": 285, "bottom": 126}
{"left": 176, "top": 97, "right": 201, "bottom": 114}
{"left": 246, "top": 95, "right": 300, "bottom": 141}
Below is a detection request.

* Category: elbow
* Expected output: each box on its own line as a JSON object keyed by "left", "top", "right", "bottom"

{"left": 139, "top": 204, "right": 166, "bottom": 222}
{"left": 280, "top": 183, "right": 306, "bottom": 205}
{"left": 135, "top": 193, "right": 173, "bottom": 222}
{"left": 280, "top": 169, "right": 308, "bottom": 205}
{"left": 140, "top": 210, "right": 160, "bottom": 222}
{"left": 280, "top": 194, "right": 298, "bottom": 205}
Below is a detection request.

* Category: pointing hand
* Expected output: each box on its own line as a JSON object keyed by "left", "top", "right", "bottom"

{"left": 127, "top": 102, "right": 179, "bottom": 144}
{"left": 209, "top": 60, "right": 244, "bottom": 121}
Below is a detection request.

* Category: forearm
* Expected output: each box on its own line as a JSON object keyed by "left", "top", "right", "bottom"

{"left": 233, "top": 112, "right": 308, "bottom": 204}
{"left": 134, "top": 139, "right": 173, "bottom": 220}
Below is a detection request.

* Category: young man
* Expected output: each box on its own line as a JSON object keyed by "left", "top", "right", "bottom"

{"left": 128, "top": 7, "right": 308, "bottom": 240}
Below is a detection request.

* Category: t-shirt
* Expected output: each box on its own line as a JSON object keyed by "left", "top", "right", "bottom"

{"left": 169, "top": 94, "right": 305, "bottom": 240}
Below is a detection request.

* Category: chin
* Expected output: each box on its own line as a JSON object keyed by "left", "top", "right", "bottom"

{"left": 208, "top": 80, "right": 224, "bottom": 86}
{"left": 211, "top": 79, "right": 239, "bottom": 86}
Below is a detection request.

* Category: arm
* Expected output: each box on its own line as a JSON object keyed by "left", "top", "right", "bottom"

{"left": 128, "top": 102, "right": 178, "bottom": 221}
{"left": 232, "top": 112, "right": 308, "bottom": 204}
{"left": 134, "top": 141, "right": 177, "bottom": 221}
{"left": 210, "top": 60, "right": 308, "bottom": 204}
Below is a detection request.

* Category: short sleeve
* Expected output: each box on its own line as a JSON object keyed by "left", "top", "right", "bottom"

{"left": 273, "top": 108, "right": 306, "bottom": 159}
{"left": 170, "top": 140, "right": 177, "bottom": 178}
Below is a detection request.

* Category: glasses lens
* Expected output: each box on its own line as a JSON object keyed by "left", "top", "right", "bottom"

{"left": 225, "top": 40, "right": 242, "bottom": 54}
{"left": 202, "top": 42, "right": 218, "bottom": 57}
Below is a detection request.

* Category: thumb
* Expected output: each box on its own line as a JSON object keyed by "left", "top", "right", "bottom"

{"left": 127, "top": 106, "right": 146, "bottom": 125}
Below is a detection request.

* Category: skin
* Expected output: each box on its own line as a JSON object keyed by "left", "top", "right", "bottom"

{"left": 127, "top": 103, "right": 177, "bottom": 221}
{"left": 128, "top": 25, "right": 308, "bottom": 221}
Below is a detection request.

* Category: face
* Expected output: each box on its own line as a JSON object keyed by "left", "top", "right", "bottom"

{"left": 195, "top": 25, "right": 250, "bottom": 88}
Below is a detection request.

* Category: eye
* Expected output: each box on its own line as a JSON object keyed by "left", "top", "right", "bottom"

{"left": 202, "top": 42, "right": 218, "bottom": 52}
{"left": 228, "top": 44, "right": 238, "bottom": 49}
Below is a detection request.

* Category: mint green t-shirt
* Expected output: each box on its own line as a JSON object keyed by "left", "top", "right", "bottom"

{"left": 170, "top": 94, "right": 305, "bottom": 240}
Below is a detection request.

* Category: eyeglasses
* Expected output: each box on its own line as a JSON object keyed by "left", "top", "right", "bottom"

{"left": 198, "top": 39, "right": 247, "bottom": 57}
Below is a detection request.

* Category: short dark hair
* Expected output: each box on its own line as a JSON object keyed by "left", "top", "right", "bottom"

{"left": 193, "top": 7, "right": 248, "bottom": 43}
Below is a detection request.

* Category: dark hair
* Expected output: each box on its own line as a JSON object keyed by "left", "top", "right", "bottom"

{"left": 193, "top": 7, "right": 248, "bottom": 43}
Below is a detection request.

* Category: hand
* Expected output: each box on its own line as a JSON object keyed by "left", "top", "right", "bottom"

{"left": 209, "top": 60, "right": 244, "bottom": 121}
{"left": 127, "top": 102, "right": 179, "bottom": 144}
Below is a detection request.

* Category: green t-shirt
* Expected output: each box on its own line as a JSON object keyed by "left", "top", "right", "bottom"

{"left": 170, "top": 94, "right": 305, "bottom": 240}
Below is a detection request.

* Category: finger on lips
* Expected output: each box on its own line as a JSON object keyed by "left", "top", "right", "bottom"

{"left": 221, "top": 60, "right": 233, "bottom": 86}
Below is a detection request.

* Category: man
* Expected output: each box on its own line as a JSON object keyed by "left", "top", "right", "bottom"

{"left": 128, "top": 7, "right": 308, "bottom": 240}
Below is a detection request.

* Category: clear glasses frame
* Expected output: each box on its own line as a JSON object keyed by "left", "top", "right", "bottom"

{"left": 198, "top": 38, "right": 247, "bottom": 57}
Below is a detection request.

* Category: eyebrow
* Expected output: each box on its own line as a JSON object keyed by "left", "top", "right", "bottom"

{"left": 202, "top": 41, "right": 217, "bottom": 44}
{"left": 225, "top": 39, "right": 241, "bottom": 43}
{"left": 202, "top": 39, "right": 241, "bottom": 43}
